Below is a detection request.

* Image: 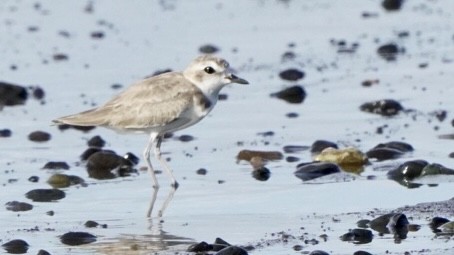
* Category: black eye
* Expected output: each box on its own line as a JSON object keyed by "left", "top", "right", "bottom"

{"left": 204, "top": 66, "right": 215, "bottom": 74}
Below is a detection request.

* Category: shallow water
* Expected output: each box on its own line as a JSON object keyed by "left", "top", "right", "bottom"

{"left": 1, "top": 0, "right": 454, "bottom": 254}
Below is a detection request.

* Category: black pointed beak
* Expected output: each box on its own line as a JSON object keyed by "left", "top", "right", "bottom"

{"left": 228, "top": 74, "right": 249, "bottom": 85}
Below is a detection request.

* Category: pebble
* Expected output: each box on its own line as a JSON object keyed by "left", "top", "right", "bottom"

{"left": 5, "top": 201, "right": 33, "bottom": 212}
{"left": 0, "top": 128, "right": 12, "bottom": 137}
{"left": 60, "top": 231, "right": 97, "bottom": 246}
{"left": 0, "top": 81, "right": 28, "bottom": 107}
{"left": 360, "top": 99, "right": 403, "bottom": 116}
{"left": 2, "top": 239, "right": 29, "bottom": 254}
{"left": 25, "top": 188, "right": 66, "bottom": 202}
{"left": 294, "top": 162, "right": 340, "bottom": 181}
{"left": 42, "top": 161, "right": 70, "bottom": 170}
{"left": 310, "top": 140, "right": 338, "bottom": 154}
{"left": 429, "top": 217, "right": 450, "bottom": 231}
{"left": 80, "top": 147, "right": 102, "bottom": 161}
{"left": 366, "top": 147, "right": 404, "bottom": 161}
{"left": 387, "top": 159, "right": 429, "bottom": 180}
{"left": 252, "top": 167, "right": 271, "bottom": 181}
{"left": 314, "top": 147, "right": 367, "bottom": 166}
{"left": 178, "top": 134, "right": 195, "bottom": 142}
{"left": 37, "top": 249, "right": 51, "bottom": 255}
{"left": 199, "top": 44, "right": 220, "bottom": 54}
{"left": 369, "top": 213, "right": 409, "bottom": 235}
{"left": 28, "top": 130, "right": 51, "bottom": 142}
{"left": 215, "top": 246, "right": 248, "bottom": 255}
{"left": 340, "top": 228, "right": 373, "bottom": 244}
{"left": 377, "top": 43, "right": 402, "bottom": 61}
{"left": 87, "top": 135, "right": 105, "bottom": 147}
{"left": 283, "top": 145, "right": 307, "bottom": 154}
{"left": 86, "top": 150, "right": 135, "bottom": 179}
{"left": 382, "top": 0, "right": 404, "bottom": 11}
{"left": 309, "top": 250, "right": 330, "bottom": 255}
{"left": 270, "top": 85, "right": 306, "bottom": 104}
{"left": 279, "top": 68, "right": 305, "bottom": 81}
{"left": 196, "top": 168, "right": 208, "bottom": 175}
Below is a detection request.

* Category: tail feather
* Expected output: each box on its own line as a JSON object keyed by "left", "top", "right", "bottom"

{"left": 53, "top": 108, "right": 107, "bottom": 127}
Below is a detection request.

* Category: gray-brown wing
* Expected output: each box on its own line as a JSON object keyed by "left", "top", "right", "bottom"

{"left": 53, "top": 72, "right": 199, "bottom": 130}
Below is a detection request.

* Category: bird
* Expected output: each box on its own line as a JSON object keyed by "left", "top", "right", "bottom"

{"left": 53, "top": 55, "right": 249, "bottom": 217}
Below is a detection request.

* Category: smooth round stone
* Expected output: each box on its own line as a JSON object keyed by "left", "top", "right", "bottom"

{"left": 2, "top": 239, "right": 29, "bottom": 254}
{"left": 387, "top": 160, "right": 429, "bottom": 180}
{"left": 294, "top": 162, "right": 340, "bottom": 181}
{"left": 310, "top": 140, "right": 338, "bottom": 154}
{"left": 360, "top": 99, "right": 403, "bottom": 116}
{"left": 25, "top": 189, "right": 66, "bottom": 202}
{"left": 28, "top": 130, "right": 51, "bottom": 142}
{"left": 270, "top": 85, "right": 306, "bottom": 104}
{"left": 42, "top": 161, "right": 70, "bottom": 170}
{"left": 279, "top": 68, "right": 305, "bottom": 81}
{"left": 5, "top": 201, "right": 33, "bottom": 212}
{"left": 340, "top": 228, "right": 373, "bottom": 244}
{"left": 60, "top": 232, "right": 97, "bottom": 246}
{"left": 215, "top": 246, "right": 248, "bottom": 255}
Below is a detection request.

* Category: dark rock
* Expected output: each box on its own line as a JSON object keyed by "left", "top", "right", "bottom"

{"left": 28, "top": 176, "right": 39, "bottom": 182}
{"left": 199, "top": 44, "right": 220, "bottom": 54}
{"left": 279, "top": 68, "right": 305, "bottom": 81}
{"left": 42, "top": 161, "right": 70, "bottom": 170}
{"left": 270, "top": 85, "right": 306, "bottom": 104}
{"left": 360, "top": 99, "right": 403, "bottom": 116}
{"left": 353, "top": 251, "right": 373, "bottom": 255}
{"left": 421, "top": 163, "right": 454, "bottom": 176}
{"left": 31, "top": 86, "right": 45, "bottom": 100}
{"left": 196, "top": 168, "right": 207, "bottom": 175}
{"left": 123, "top": 152, "right": 140, "bottom": 165}
{"left": 387, "top": 160, "right": 429, "bottom": 180}
{"left": 356, "top": 219, "right": 371, "bottom": 228}
{"left": 283, "top": 145, "right": 308, "bottom": 153}
{"left": 90, "top": 31, "right": 105, "bottom": 39}
{"left": 2, "top": 239, "right": 29, "bottom": 254}
{"left": 309, "top": 250, "right": 330, "bottom": 255}
{"left": 187, "top": 241, "right": 212, "bottom": 252}
{"left": 310, "top": 140, "right": 338, "bottom": 154}
{"left": 215, "top": 246, "right": 248, "bottom": 255}
{"left": 340, "top": 228, "right": 373, "bottom": 244}
{"left": 286, "top": 156, "right": 300, "bottom": 162}
{"left": 178, "top": 134, "right": 194, "bottom": 142}
{"left": 28, "top": 131, "right": 51, "bottom": 142}
{"left": 429, "top": 217, "right": 450, "bottom": 231}
{"left": 0, "top": 129, "right": 12, "bottom": 137}
{"left": 294, "top": 162, "right": 340, "bottom": 181}
{"left": 53, "top": 53, "right": 69, "bottom": 61}
{"left": 361, "top": 79, "right": 379, "bottom": 87}
{"left": 377, "top": 43, "right": 403, "bottom": 61}
{"left": 286, "top": 112, "right": 299, "bottom": 118}
{"left": 37, "top": 249, "right": 51, "bottom": 255}
{"left": 218, "top": 93, "right": 228, "bottom": 101}
{"left": 87, "top": 135, "right": 105, "bottom": 147}
{"left": 86, "top": 150, "right": 135, "bottom": 179}
{"left": 5, "top": 201, "right": 33, "bottom": 212}
{"left": 382, "top": 0, "right": 404, "bottom": 11}
{"left": 0, "top": 82, "right": 28, "bottom": 107}
{"left": 214, "top": 238, "right": 231, "bottom": 247}
{"left": 366, "top": 147, "right": 404, "bottom": 161}
{"left": 374, "top": 141, "right": 414, "bottom": 152}
{"left": 252, "top": 167, "right": 271, "bottom": 181}
{"left": 60, "top": 232, "right": 97, "bottom": 246}
{"left": 80, "top": 147, "right": 102, "bottom": 161}
{"left": 25, "top": 189, "right": 66, "bottom": 202}
{"left": 84, "top": 220, "right": 99, "bottom": 228}
{"left": 370, "top": 213, "right": 409, "bottom": 237}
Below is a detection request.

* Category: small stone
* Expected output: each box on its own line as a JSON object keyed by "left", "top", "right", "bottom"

{"left": 360, "top": 99, "right": 403, "bottom": 116}
{"left": 178, "top": 134, "right": 195, "bottom": 142}
{"left": 80, "top": 147, "right": 102, "bottom": 161}
{"left": 37, "top": 249, "right": 51, "bottom": 255}
{"left": 0, "top": 82, "right": 28, "bottom": 107}
{"left": 31, "top": 86, "right": 45, "bottom": 100}
{"left": 47, "top": 174, "right": 85, "bottom": 188}
{"left": 283, "top": 145, "right": 308, "bottom": 153}
{"left": 270, "top": 85, "right": 306, "bottom": 104}
{"left": 252, "top": 167, "right": 271, "bottom": 181}
{"left": 25, "top": 189, "right": 66, "bottom": 202}
{"left": 382, "top": 0, "right": 404, "bottom": 11}
{"left": 28, "top": 130, "right": 51, "bottom": 142}
{"left": 60, "top": 232, "right": 97, "bottom": 246}
{"left": 310, "top": 140, "right": 338, "bottom": 154}
{"left": 28, "top": 176, "right": 39, "bottom": 182}
{"left": 377, "top": 43, "right": 402, "bottom": 61}
{"left": 237, "top": 150, "right": 283, "bottom": 162}
{"left": 340, "top": 228, "right": 373, "bottom": 244}
{"left": 87, "top": 135, "right": 105, "bottom": 148}
{"left": 84, "top": 220, "right": 99, "bottom": 228}
{"left": 279, "top": 68, "right": 305, "bottom": 81}
{"left": 199, "top": 44, "right": 219, "bottom": 54}
{"left": 294, "top": 162, "right": 340, "bottom": 181}
{"left": 215, "top": 246, "right": 248, "bottom": 255}
{"left": 90, "top": 31, "right": 105, "bottom": 39}
{"left": 0, "top": 129, "right": 12, "bottom": 137}
{"left": 86, "top": 150, "right": 134, "bottom": 179}
{"left": 196, "top": 168, "right": 207, "bottom": 175}
{"left": 53, "top": 53, "right": 69, "bottom": 61}
{"left": 2, "top": 239, "right": 29, "bottom": 254}
{"left": 187, "top": 241, "right": 212, "bottom": 252}
{"left": 5, "top": 201, "right": 33, "bottom": 212}
{"left": 42, "top": 161, "right": 70, "bottom": 170}
{"left": 124, "top": 152, "right": 140, "bottom": 165}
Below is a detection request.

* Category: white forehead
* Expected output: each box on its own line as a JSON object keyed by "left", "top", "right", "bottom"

{"left": 188, "top": 56, "right": 229, "bottom": 70}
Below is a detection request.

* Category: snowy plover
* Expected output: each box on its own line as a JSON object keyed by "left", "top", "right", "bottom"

{"left": 53, "top": 55, "right": 248, "bottom": 217}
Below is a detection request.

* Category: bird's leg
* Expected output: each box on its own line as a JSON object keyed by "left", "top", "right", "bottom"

{"left": 154, "top": 136, "right": 179, "bottom": 189}
{"left": 144, "top": 133, "right": 160, "bottom": 218}
{"left": 144, "top": 133, "right": 160, "bottom": 188}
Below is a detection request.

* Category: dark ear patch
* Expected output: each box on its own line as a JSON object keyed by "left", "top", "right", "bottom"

{"left": 194, "top": 91, "right": 212, "bottom": 110}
